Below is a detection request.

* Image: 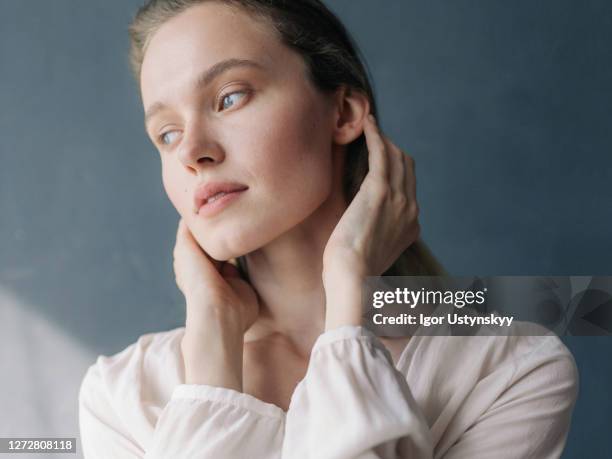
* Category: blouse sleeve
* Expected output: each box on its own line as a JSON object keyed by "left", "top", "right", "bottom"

{"left": 281, "top": 325, "right": 578, "bottom": 459}
{"left": 79, "top": 364, "right": 285, "bottom": 459}
{"left": 78, "top": 363, "right": 144, "bottom": 458}
{"left": 282, "top": 325, "right": 434, "bottom": 459}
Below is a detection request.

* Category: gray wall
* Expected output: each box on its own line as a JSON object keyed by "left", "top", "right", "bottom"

{"left": 1, "top": 1, "right": 610, "bottom": 457}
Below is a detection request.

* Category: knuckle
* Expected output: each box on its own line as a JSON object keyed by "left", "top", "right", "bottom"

{"left": 374, "top": 181, "right": 390, "bottom": 201}
{"left": 393, "top": 192, "right": 409, "bottom": 208}
{"left": 366, "top": 176, "right": 385, "bottom": 195}
{"left": 390, "top": 149, "right": 402, "bottom": 163}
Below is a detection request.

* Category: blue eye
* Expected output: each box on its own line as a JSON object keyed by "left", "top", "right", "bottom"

{"left": 159, "top": 130, "right": 180, "bottom": 145}
{"left": 219, "top": 90, "right": 247, "bottom": 111}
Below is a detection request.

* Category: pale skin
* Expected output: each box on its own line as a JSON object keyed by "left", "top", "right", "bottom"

{"left": 140, "top": 3, "right": 420, "bottom": 409}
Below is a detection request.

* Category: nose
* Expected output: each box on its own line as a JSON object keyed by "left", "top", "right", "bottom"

{"left": 177, "top": 121, "right": 225, "bottom": 172}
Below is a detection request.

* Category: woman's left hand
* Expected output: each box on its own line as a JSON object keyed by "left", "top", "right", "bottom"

{"left": 322, "top": 114, "right": 420, "bottom": 329}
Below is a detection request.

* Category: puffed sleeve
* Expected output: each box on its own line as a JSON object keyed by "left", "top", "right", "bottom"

{"left": 281, "top": 324, "right": 578, "bottom": 459}
{"left": 79, "top": 363, "right": 145, "bottom": 458}
{"left": 282, "top": 325, "right": 434, "bottom": 459}
{"left": 79, "top": 363, "right": 285, "bottom": 459}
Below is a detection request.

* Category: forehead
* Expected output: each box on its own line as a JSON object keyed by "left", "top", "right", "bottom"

{"left": 140, "top": 2, "right": 293, "bottom": 104}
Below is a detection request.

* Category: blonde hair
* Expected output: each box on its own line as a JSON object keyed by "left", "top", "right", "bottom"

{"left": 129, "top": 0, "right": 448, "bottom": 279}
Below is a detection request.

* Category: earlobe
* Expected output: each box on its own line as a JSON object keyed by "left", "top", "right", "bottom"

{"left": 332, "top": 86, "right": 371, "bottom": 145}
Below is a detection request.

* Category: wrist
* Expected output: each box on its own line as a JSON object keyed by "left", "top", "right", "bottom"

{"left": 323, "top": 263, "right": 366, "bottom": 286}
{"left": 324, "top": 307, "right": 363, "bottom": 331}
{"left": 182, "top": 306, "right": 245, "bottom": 390}
{"left": 322, "top": 249, "right": 368, "bottom": 281}
{"left": 185, "top": 299, "right": 243, "bottom": 335}
{"left": 323, "top": 274, "right": 365, "bottom": 331}
{"left": 181, "top": 332, "right": 244, "bottom": 390}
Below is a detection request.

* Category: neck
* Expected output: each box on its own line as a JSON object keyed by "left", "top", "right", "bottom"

{"left": 243, "top": 149, "right": 348, "bottom": 355}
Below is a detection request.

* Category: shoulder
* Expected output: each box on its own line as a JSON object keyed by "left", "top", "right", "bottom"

{"left": 481, "top": 321, "right": 578, "bottom": 386}
{"left": 414, "top": 320, "right": 575, "bottom": 369}
{"left": 503, "top": 322, "right": 579, "bottom": 399}
{"left": 79, "top": 326, "right": 186, "bottom": 416}
{"left": 395, "top": 320, "right": 579, "bottom": 450}
{"left": 78, "top": 327, "right": 186, "bottom": 453}
{"left": 402, "top": 320, "right": 579, "bottom": 404}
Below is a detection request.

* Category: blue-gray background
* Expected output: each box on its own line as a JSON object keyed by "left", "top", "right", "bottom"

{"left": 0, "top": 1, "right": 610, "bottom": 457}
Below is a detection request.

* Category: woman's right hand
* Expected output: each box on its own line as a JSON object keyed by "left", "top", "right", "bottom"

{"left": 173, "top": 218, "right": 259, "bottom": 388}
{"left": 173, "top": 218, "right": 259, "bottom": 335}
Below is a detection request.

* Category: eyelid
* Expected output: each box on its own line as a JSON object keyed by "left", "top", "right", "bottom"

{"left": 216, "top": 87, "right": 250, "bottom": 111}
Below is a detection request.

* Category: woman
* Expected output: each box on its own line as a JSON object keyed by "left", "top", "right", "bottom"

{"left": 78, "top": 1, "right": 578, "bottom": 457}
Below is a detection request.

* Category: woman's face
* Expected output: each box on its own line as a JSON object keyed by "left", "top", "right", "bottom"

{"left": 140, "top": 2, "right": 339, "bottom": 260}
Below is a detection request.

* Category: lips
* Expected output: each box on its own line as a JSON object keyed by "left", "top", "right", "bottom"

{"left": 193, "top": 181, "right": 248, "bottom": 212}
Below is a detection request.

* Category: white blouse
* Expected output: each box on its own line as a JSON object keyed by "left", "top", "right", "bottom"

{"left": 78, "top": 321, "right": 578, "bottom": 458}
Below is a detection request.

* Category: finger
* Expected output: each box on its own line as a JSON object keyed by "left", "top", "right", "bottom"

{"left": 363, "top": 114, "right": 389, "bottom": 184}
{"left": 177, "top": 219, "right": 222, "bottom": 272}
{"left": 402, "top": 154, "right": 418, "bottom": 221}
{"left": 381, "top": 135, "right": 406, "bottom": 194}
{"left": 402, "top": 153, "right": 417, "bottom": 203}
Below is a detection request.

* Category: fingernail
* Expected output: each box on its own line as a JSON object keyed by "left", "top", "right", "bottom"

{"left": 368, "top": 114, "right": 376, "bottom": 123}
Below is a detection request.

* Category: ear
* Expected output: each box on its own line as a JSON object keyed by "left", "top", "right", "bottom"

{"left": 331, "top": 85, "right": 371, "bottom": 145}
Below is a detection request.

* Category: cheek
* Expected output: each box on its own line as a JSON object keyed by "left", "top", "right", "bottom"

{"left": 161, "top": 160, "right": 189, "bottom": 215}
{"left": 245, "top": 95, "right": 334, "bottom": 202}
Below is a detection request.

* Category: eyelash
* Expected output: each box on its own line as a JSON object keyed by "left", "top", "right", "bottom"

{"left": 157, "top": 89, "right": 249, "bottom": 146}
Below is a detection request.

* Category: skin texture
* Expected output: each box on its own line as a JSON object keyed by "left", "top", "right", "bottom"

{"left": 139, "top": 3, "right": 419, "bottom": 394}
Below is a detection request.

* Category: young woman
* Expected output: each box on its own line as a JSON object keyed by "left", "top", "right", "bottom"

{"left": 78, "top": 1, "right": 578, "bottom": 457}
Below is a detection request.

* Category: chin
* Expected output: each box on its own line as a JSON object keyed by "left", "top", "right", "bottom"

{"left": 196, "top": 230, "right": 254, "bottom": 262}
{"left": 198, "top": 241, "right": 236, "bottom": 262}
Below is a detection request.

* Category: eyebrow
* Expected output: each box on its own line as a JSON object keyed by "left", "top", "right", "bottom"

{"left": 144, "top": 58, "right": 264, "bottom": 128}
